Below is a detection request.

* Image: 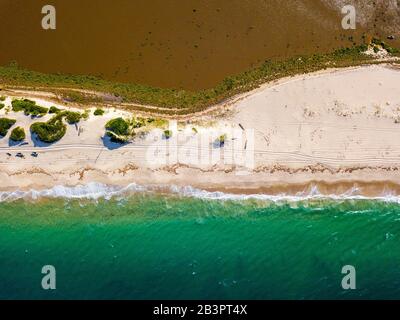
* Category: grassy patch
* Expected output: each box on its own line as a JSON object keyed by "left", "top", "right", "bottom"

{"left": 0, "top": 118, "right": 16, "bottom": 136}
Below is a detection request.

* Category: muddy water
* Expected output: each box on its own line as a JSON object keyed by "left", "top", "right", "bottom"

{"left": 0, "top": 0, "right": 393, "bottom": 90}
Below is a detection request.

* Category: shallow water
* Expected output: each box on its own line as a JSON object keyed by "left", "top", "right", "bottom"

{"left": 0, "top": 0, "right": 371, "bottom": 90}
{"left": 0, "top": 191, "right": 400, "bottom": 299}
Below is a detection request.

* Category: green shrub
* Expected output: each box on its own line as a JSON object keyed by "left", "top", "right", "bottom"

{"left": 49, "top": 106, "right": 61, "bottom": 114}
{"left": 12, "top": 99, "right": 48, "bottom": 116}
{"left": 62, "top": 111, "right": 82, "bottom": 124}
{"left": 81, "top": 110, "right": 90, "bottom": 120}
{"left": 105, "top": 118, "right": 129, "bottom": 136}
{"left": 94, "top": 108, "right": 105, "bottom": 116}
{"left": 0, "top": 118, "right": 16, "bottom": 136}
{"left": 0, "top": 96, "right": 5, "bottom": 101}
{"left": 218, "top": 134, "right": 227, "bottom": 146}
{"left": 132, "top": 117, "right": 147, "bottom": 128}
{"left": 163, "top": 130, "right": 172, "bottom": 139}
{"left": 0, "top": 103, "right": 4, "bottom": 110}
{"left": 31, "top": 116, "right": 67, "bottom": 143}
{"left": 10, "top": 127, "right": 26, "bottom": 141}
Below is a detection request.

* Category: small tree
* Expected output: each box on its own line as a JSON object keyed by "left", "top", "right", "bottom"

{"left": 10, "top": 127, "right": 26, "bottom": 141}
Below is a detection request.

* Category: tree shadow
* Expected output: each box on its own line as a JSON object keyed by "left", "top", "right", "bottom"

{"left": 8, "top": 139, "right": 28, "bottom": 147}
{"left": 31, "top": 133, "right": 57, "bottom": 148}
{"left": 101, "top": 134, "right": 128, "bottom": 150}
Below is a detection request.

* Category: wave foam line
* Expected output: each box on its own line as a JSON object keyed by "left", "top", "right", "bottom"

{"left": 1, "top": 182, "right": 400, "bottom": 203}
{"left": 170, "top": 185, "right": 400, "bottom": 203}
{"left": 0, "top": 182, "right": 148, "bottom": 202}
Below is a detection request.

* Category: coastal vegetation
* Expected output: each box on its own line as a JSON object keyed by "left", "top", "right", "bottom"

{"left": 30, "top": 109, "right": 83, "bottom": 143}
{"left": 10, "top": 126, "right": 26, "bottom": 141}
{"left": 62, "top": 111, "right": 81, "bottom": 124}
{"left": 30, "top": 115, "right": 67, "bottom": 143}
{"left": 217, "top": 134, "right": 227, "bottom": 147}
{"left": 49, "top": 106, "right": 61, "bottom": 114}
{"left": 94, "top": 108, "right": 105, "bottom": 116}
{"left": 0, "top": 42, "right": 398, "bottom": 115}
{"left": 163, "top": 130, "right": 172, "bottom": 140}
{"left": 105, "top": 117, "right": 131, "bottom": 143}
{"left": 0, "top": 118, "right": 16, "bottom": 136}
{"left": 11, "top": 99, "right": 48, "bottom": 117}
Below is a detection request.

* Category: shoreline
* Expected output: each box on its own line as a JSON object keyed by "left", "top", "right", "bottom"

{"left": 3, "top": 178, "right": 400, "bottom": 202}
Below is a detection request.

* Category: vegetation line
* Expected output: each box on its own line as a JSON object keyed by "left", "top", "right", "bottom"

{"left": 0, "top": 43, "right": 399, "bottom": 116}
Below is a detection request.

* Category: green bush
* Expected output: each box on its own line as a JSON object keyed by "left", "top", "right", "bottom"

{"left": 105, "top": 118, "right": 129, "bottom": 136}
{"left": 94, "top": 108, "right": 105, "bottom": 116}
{"left": 105, "top": 117, "right": 131, "bottom": 143}
{"left": 49, "top": 106, "right": 61, "bottom": 114}
{"left": 163, "top": 130, "right": 172, "bottom": 139}
{"left": 31, "top": 116, "right": 67, "bottom": 143}
{"left": 81, "top": 110, "right": 89, "bottom": 120}
{"left": 62, "top": 111, "right": 82, "bottom": 124}
{"left": 10, "top": 126, "right": 26, "bottom": 141}
{"left": 0, "top": 103, "right": 4, "bottom": 110}
{"left": 12, "top": 99, "right": 48, "bottom": 116}
{"left": 0, "top": 118, "right": 16, "bottom": 136}
{"left": 218, "top": 134, "right": 227, "bottom": 147}
{"left": 0, "top": 96, "right": 5, "bottom": 101}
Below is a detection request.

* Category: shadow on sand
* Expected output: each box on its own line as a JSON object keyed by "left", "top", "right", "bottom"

{"left": 31, "top": 133, "right": 57, "bottom": 148}
{"left": 102, "top": 135, "right": 128, "bottom": 150}
{"left": 8, "top": 139, "right": 29, "bottom": 147}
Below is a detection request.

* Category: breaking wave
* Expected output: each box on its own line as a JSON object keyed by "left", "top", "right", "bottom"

{"left": 1, "top": 182, "right": 400, "bottom": 203}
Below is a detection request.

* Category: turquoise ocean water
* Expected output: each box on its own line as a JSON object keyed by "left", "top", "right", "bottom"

{"left": 1, "top": 185, "right": 400, "bottom": 300}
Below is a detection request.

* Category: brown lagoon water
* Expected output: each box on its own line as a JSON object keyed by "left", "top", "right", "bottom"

{"left": 0, "top": 0, "right": 387, "bottom": 90}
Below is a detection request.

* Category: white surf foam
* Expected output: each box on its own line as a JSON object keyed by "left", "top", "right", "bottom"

{"left": 0, "top": 182, "right": 400, "bottom": 203}
{"left": 0, "top": 182, "right": 147, "bottom": 202}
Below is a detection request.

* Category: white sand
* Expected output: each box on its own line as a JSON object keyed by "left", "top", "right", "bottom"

{"left": 1, "top": 64, "right": 400, "bottom": 195}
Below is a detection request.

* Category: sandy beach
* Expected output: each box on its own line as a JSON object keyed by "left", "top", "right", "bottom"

{"left": 1, "top": 63, "right": 400, "bottom": 196}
